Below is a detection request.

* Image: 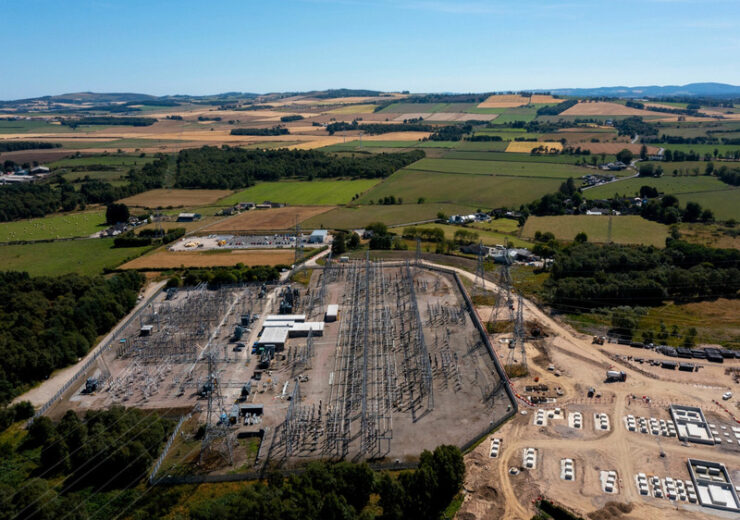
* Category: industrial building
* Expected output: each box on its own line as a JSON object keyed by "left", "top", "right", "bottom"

{"left": 307, "top": 229, "right": 328, "bottom": 244}
{"left": 670, "top": 405, "right": 714, "bottom": 444}
{"left": 687, "top": 459, "right": 740, "bottom": 513}
{"left": 325, "top": 304, "right": 338, "bottom": 322}
{"left": 256, "top": 327, "right": 290, "bottom": 349}
{"left": 176, "top": 212, "right": 201, "bottom": 222}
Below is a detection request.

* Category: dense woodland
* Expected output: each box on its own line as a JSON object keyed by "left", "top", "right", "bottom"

{"left": 62, "top": 116, "right": 157, "bottom": 128}
{"left": 0, "top": 407, "right": 173, "bottom": 520}
{"left": 545, "top": 240, "right": 740, "bottom": 308}
{"left": 0, "top": 432, "right": 463, "bottom": 520}
{"left": 174, "top": 147, "right": 424, "bottom": 189}
{"left": 326, "top": 121, "right": 432, "bottom": 135}
{"left": 0, "top": 270, "right": 144, "bottom": 404}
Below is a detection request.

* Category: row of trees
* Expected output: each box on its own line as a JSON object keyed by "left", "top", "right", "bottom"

{"left": 0, "top": 141, "right": 61, "bottom": 153}
{"left": 326, "top": 121, "right": 432, "bottom": 135}
{"left": 0, "top": 270, "right": 144, "bottom": 405}
{"left": 230, "top": 126, "right": 290, "bottom": 136}
{"left": 536, "top": 98, "right": 578, "bottom": 115}
{"left": 174, "top": 146, "right": 424, "bottom": 189}
{"left": 113, "top": 227, "right": 185, "bottom": 248}
{"left": 165, "top": 265, "right": 283, "bottom": 288}
{"left": 62, "top": 116, "right": 157, "bottom": 128}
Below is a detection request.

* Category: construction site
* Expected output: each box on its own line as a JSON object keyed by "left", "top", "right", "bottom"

{"left": 454, "top": 256, "right": 740, "bottom": 520}
{"left": 47, "top": 256, "right": 515, "bottom": 476}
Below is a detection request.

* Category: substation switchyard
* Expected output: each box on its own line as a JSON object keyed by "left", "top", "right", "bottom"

{"left": 54, "top": 259, "right": 514, "bottom": 473}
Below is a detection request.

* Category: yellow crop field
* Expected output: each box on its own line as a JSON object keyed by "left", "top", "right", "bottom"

{"left": 505, "top": 141, "right": 563, "bottom": 153}
{"left": 328, "top": 104, "right": 377, "bottom": 114}
{"left": 477, "top": 94, "right": 530, "bottom": 108}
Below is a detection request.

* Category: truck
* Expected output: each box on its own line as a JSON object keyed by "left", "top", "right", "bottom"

{"left": 606, "top": 370, "right": 627, "bottom": 382}
{"left": 592, "top": 336, "right": 605, "bottom": 345}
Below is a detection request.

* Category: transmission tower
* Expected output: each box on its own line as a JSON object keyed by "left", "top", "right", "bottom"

{"left": 473, "top": 241, "right": 486, "bottom": 294}
{"left": 415, "top": 237, "right": 422, "bottom": 266}
{"left": 199, "top": 353, "right": 234, "bottom": 465}
{"left": 294, "top": 219, "right": 304, "bottom": 266}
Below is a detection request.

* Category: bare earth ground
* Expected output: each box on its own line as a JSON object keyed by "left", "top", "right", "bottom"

{"left": 119, "top": 188, "right": 234, "bottom": 208}
{"left": 441, "top": 263, "right": 740, "bottom": 520}
{"left": 203, "top": 206, "right": 334, "bottom": 232}
{"left": 478, "top": 95, "right": 532, "bottom": 108}
{"left": 119, "top": 249, "right": 296, "bottom": 269}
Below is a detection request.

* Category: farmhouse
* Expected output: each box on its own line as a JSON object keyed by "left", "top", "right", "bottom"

{"left": 30, "top": 166, "right": 50, "bottom": 175}
{"left": 176, "top": 213, "right": 201, "bottom": 222}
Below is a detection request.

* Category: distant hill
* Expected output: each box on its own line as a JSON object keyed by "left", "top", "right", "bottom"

{"left": 549, "top": 82, "right": 740, "bottom": 98}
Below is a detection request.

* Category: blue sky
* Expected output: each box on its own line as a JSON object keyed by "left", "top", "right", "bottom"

{"left": 2, "top": 0, "right": 739, "bottom": 99}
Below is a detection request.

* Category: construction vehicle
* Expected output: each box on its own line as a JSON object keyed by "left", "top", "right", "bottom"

{"left": 592, "top": 336, "right": 605, "bottom": 345}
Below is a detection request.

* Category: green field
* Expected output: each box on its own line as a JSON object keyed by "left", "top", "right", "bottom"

{"left": 442, "top": 150, "right": 604, "bottom": 164}
{"left": 63, "top": 170, "right": 129, "bottom": 185}
{"left": 453, "top": 140, "right": 509, "bottom": 151}
{"left": 522, "top": 215, "right": 668, "bottom": 246}
{"left": 50, "top": 154, "right": 154, "bottom": 168}
{"left": 0, "top": 211, "right": 107, "bottom": 242}
{"left": 584, "top": 175, "right": 729, "bottom": 199}
{"left": 410, "top": 223, "right": 529, "bottom": 248}
{"left": 377, "top": 103, "right": 445, "bottom": 113}
{"left": 406, "top": 157, "right": 588, "bottom": 178}
{"left": 0, "top": 120, "right": 103, "bottom": 134}
{"left": 660, "top": 143, "right": 740, "bottom": 155}
{"left": 675, "top": 189, "right": 740, "bottom": 221}
{"left": 357, "top": 170, "right": 562, "bottom": 209}
{"left": 216, "top": 179, "right": 381, "bottom": 206}
{"left": 489, "top": 107, "right": 539, "bottom": 124}
{"left": 57, "top": 138, "right": 186, "bottom": 150}
{"left": 301, "top": 203, "right": 475, "bottom": 229}
{"left": 0, "top": 238, "right": 152, "bottom": 276}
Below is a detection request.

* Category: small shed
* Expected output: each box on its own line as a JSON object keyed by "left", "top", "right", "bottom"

{"left": 325, "top": 304, "right": 338, "bottom": 322}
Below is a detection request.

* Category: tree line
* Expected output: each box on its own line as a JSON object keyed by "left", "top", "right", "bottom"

{"left": 174, "top": 146, "right": 424, "bottom": 189}
{"left": 165, "top": 265, "right": 283, "bottom": 288}
{"left": 0, "top": 141, "right": 61, "bottom": 153}
{"left": 62, "top": 116, "right": 157, "bottom": 128}
{"left": 326, "top": 121, "right": 432, "bottom": 135}
{"left": 0, "top": 270, "right": 144, "bottom": 405}
{"left": 536, "top": 98, "right": 577, "bottom": 115}
{"left": 230, "top": 126, "right": 290, "bottom": 136}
